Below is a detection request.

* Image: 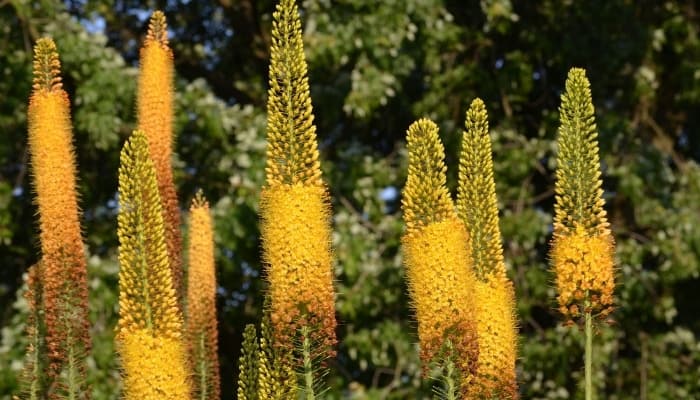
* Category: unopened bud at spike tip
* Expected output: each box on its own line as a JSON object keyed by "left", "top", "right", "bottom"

{"left": 146, "top": 10, "right": 169, "bottom": 46}
{"left": 32, "top": 38, "right": 63, "bottom": 92}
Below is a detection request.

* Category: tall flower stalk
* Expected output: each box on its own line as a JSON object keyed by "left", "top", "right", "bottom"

{"left": 457, "top": 98, "right": 518, "bottom": 399}
{"left": 259, "top": 0, "right": 337, "bottom": 394}
{"left": 20, "top": 263, "right": 47, "bottom": 400}
{"left": 137, "top": 11, "right": 184, "bottom": 309}
{"left": 186, "top": 192, "right": 220, "bottom": 400}
{"left": 116, "top": 130, "right": 191, "bottom": 400}
{"left": 26, "top": 37, "right": 90, "bottom": 399}
{"left": 401, "top": 118, "right": 479, "bottom": 398}
{"left": 551, "top": 68, "right": 615, "bottom": 400}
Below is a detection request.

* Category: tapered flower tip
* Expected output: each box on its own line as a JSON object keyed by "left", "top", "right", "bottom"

{"left": 191, "top": 189, "right": 208, "bottom": 209}
{"left": 32, "top": 37, "right": 62, "bottom": 92}
{"left": 146, "top": 11, "right": 169, "bottom": 46}
{"left": 565, "top": 68, "right": 589, "bottom": 94}
{"left": 402, "top": 118, "right": 454, "bottom": 233}
{"left": 552, "top": 224, "right": 615, "bottom": 321}
{"left": 466, "top": 98, "right": 488, "bottom": 132}
{"left": 554, "top": 67, "right": 610, "bottom": 237}
{"left": 120, "top": 329, "right": 191, "bottom": 399}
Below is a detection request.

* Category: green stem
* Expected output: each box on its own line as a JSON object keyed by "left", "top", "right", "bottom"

{"left": 301, "top": 326, "right": 315, "bottom": 400}
{"left": 444, "top": 359, "right": 457, "bottom": 400}
{"left": 443, "top": 340, "right": 457, "bottom": 400}
{"left": 585, "top": 309, "right": 593, "bottom": 400}
{"left": 199, "top": 333, "right": 208, "bottom": 400}
{"left": 67, "top": 325, "right": 78, "bottom": 400}
{"left": 29, "top": 323, "right": 42, "bottom": 400}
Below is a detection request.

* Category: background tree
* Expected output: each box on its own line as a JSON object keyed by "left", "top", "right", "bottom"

{"left": 2, "top": 0, "right": 700, "bottom": 398}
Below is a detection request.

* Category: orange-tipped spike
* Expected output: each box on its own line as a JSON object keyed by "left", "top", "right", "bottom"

{"left": 27, "top": 37, "right": 90, "bottom": 395}
{"left": 137, "top": 10, "right": 184, "bottom": 308}
{"left": 186, "top": 192, "right": 220, "bottom": 399}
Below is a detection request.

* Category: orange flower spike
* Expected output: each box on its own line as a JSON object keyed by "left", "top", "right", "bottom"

{"left": 137, "top": 11, "right": 184, "bottom": 306}
{"left": 27, "top": 37, "right": 90, "bottom": 393}
{"left": 550, "top": 70, "right": 615, "bottom": 400}
{"left": 401, "top": 118, "right": 479, "bottom": 389}
{"left": 186, "top": 193, "right": 221, "bottom": 400}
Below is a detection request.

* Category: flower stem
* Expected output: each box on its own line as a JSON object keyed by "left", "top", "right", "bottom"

{"left": 444, "top": 358, "right": 457, "bottom": 400}
{"left": 199, "top": 333, "right": 208, "bottom": 400}
{"left": 302, "top": 326, "right": 315, "bottom": 400}
{"left": 585, "top": 309, "right": 593, "bottom": 400}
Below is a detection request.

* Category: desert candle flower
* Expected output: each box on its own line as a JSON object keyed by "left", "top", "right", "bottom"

{"left": 27, "top": 37, "right": 90, "bottom": 395}
{"left": 458, "top": 98, "right": 518, "bottom": 399}
{"left": 117, "top": 130, "right": 191, "bottom": 400}
{"left": 260, "top": 0, "right": 337, "bottom": 359}
{"left": 186, "top": 193, "right": 220, "bottom": 400}
{"left": 137, "top": 11, "right": 184, "bottom": 307}
{"left": 401, "top": 118, "right": 479, "bottom": 395}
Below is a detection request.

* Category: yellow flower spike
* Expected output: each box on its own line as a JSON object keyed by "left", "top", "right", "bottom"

{"left": 117, "top": 130, "right": 182, "bottom": 338}
{"left": 401, "top": 118, "right": 479, "bottom": 391}
{"left": 551, "top": 68, "right": 615, "bottom": 322}
{"left": 186, "top": 192, "right": 220, "bottom": 400}
{"left": 470, "top": 275, "right": 518, "bottom": 399}
{"left": 261, "top": 0, "right": 337, "bottom": 356}
{"left": 551, "top": 68, "right": 615, "bottom": 400}
{"left": 27, "top": 37, "right": 90, "bottom": 392}
{"left": 457, "top": 99, "right": 519, "bottom": 399}
{"left": 117, "top": 130, "right": 191, "bottom": 399}
{"left": 137, "top": 10, "right": 184, "bottom": 307}
{"left": 260, "top": 185, "right": 337, "bottom": 354}
{"left": 265, "top": 0, "right": 323, "bottom": 187}
{"left": 120, "top": 329, "right": 191, "bottom": 400}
